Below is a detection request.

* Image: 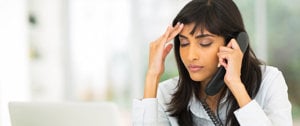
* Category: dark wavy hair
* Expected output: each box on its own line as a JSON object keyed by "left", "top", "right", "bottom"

{"left": 167, "top": 0, "right": 263, "bottom": 125}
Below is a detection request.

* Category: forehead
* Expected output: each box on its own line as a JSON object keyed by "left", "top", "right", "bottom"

{"left": 180, "top": 23, "right": 213, "bottom": 36}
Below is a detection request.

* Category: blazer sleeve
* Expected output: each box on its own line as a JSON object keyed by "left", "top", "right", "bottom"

{"left": 234, "top": 69, "right": 292, "bottom": 126}
{"left": 132, "top": 78, "right": 179, "bottom": 126}
{"left": 132, "top": 98, "right": 171, "bottom": 126}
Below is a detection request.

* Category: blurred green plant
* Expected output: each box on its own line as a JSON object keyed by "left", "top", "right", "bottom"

{"left": 293, "top": 104, "right": 300, "bottom": 118}
{"left": 267, "top": 0, "right": 300, "bottom": 105}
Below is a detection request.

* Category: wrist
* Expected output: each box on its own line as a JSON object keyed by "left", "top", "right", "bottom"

{"left": 228, "top": 82, "right": 251, "bottom": 107}
{"left": 143, "top": 71, "right": 161, "bottom": 98}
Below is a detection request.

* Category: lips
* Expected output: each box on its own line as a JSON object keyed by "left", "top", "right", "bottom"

{"left": 188, "top": 64, "right": 204, "bottom": 72}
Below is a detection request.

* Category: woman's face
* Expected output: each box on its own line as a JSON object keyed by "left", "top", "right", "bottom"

{"left": 179, "top": 23, "right": 225, "bottom": 84}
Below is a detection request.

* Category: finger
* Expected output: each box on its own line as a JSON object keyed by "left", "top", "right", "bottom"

{"left": 219, "top": 46, "right": 234, "bottom": 53}
{"left": 218, "top": 55, "right": 228, "bottom": 68}
{"left": 168, "top": 23, "right": 183, "bottom": 41}
{"left": 156, "top": 24, "right": 181, "bottom": 49}
{"left": 167, "top": 23, "right": 184, "bottom": 42}
{"left": 231, "top": 39, "right": 242, "bottom": 51}
{"left": 163, "top": 26, "right": 172, "bottom": 39}
{"left": 156, "top": 26, "right": 172, "bottom": 47}
{"left": 162, "top": 44, "right": 173, "bottom": 60}
{"left": 169, "top": 22, "right": 180, "bottom": 32}
{"left": 219, "top": 60, "right": 228, "bottom": 68}
{"left": 218, "top": 51, "right": 232, "bottom": 63}
{"left": 228, "top": 39, "right": 241, "bottom": 51}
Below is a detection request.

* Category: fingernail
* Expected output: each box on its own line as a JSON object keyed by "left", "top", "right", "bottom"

{"left": 217, "top": 63, "right": 221, "bottom": 67}
{"left": 179, "top": 23, "right": 184, "bottom": 28}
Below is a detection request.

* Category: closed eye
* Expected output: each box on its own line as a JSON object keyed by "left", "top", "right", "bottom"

{"left": 200, "top": 42, "right": 212, "bottom": 47}
{"left": 179, "top": 38, "right": 189, "bottom": 47}
{"left": 180, "top": 42, "right": 189, "bottom": 47}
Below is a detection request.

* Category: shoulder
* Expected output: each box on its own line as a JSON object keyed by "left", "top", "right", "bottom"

{"left": 261, "top": 65, "right": 281, "bottom": 77}
{"left": 260, "top": 65, "right": 284, "bottom": 84}
{"left": 256, "top": 65, "right": 288, "bottom": 100}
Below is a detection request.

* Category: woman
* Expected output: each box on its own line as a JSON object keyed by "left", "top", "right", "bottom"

{"left": 133, "top": 0, "right": 292, "bottom": 125}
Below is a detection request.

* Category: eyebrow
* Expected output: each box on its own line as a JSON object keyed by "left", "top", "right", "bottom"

{"left": 178, "top": 34, "right": 215, "bottom": 39}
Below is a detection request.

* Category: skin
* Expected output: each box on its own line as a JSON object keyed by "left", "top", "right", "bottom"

{"left": 144, "top": 23, "right": 251, "bottom": 111}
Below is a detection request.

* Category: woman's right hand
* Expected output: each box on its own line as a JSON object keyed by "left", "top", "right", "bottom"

{"left": 144, "top": 22, "right": 184, "bottom": 98}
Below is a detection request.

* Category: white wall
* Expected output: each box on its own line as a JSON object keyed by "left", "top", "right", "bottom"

{"left": 28, "top": 0, "right": 68, "bottom": 101}
{"left": 0, "top": 0, "right": 29, "bottom": 126}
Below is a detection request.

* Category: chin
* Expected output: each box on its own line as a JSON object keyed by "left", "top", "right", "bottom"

{"left": 188, "top": 70, "right": 214, "bottom": 83}
{"left": 189, "top": 74, "right": 205, "bottom": 82}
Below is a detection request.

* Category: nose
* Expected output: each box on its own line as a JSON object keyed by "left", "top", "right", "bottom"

{"left": 187, "top": 45, "right": 199, "bottom": 61}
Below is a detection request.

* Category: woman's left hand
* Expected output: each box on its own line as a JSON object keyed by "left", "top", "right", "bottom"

{"left": 217, "top": 39, "right": 251, "bottom": 107}
{"left": 218, "top": 39, "right": 243, "bottom": 86}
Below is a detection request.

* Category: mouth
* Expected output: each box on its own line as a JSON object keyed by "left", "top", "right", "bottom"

{"left": 188, "top": 64, "right": 204, "bottom": 73}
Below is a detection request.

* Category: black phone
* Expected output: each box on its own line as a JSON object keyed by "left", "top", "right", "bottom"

{"left": 205, "top": 32, "right": 249, "bottom": 96}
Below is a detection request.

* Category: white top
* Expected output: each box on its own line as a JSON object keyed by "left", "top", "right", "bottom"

{"left": 132, "top": 66, "right": 292, "bottom": 126}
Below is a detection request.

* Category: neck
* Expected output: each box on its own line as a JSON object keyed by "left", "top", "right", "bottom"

{"left": 199, "top": 81, "right": 224, "bottom": 112}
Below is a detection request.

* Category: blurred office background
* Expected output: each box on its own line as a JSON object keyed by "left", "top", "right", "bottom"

{"left": 0, "top": 0, "right": 299, "bottom": 126}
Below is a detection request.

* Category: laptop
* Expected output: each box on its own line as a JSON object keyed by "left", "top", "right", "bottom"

{"left": 8, "top": 101, "right": 122, "bottom": 126}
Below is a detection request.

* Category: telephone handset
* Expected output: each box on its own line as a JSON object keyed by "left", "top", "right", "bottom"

{"left": 205, "top": 32, "right": 249, "bottom": 96}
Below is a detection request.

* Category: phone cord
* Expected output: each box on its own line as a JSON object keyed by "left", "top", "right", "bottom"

{"left": 200, "top": 98, "right": 223, "bottom": 126}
